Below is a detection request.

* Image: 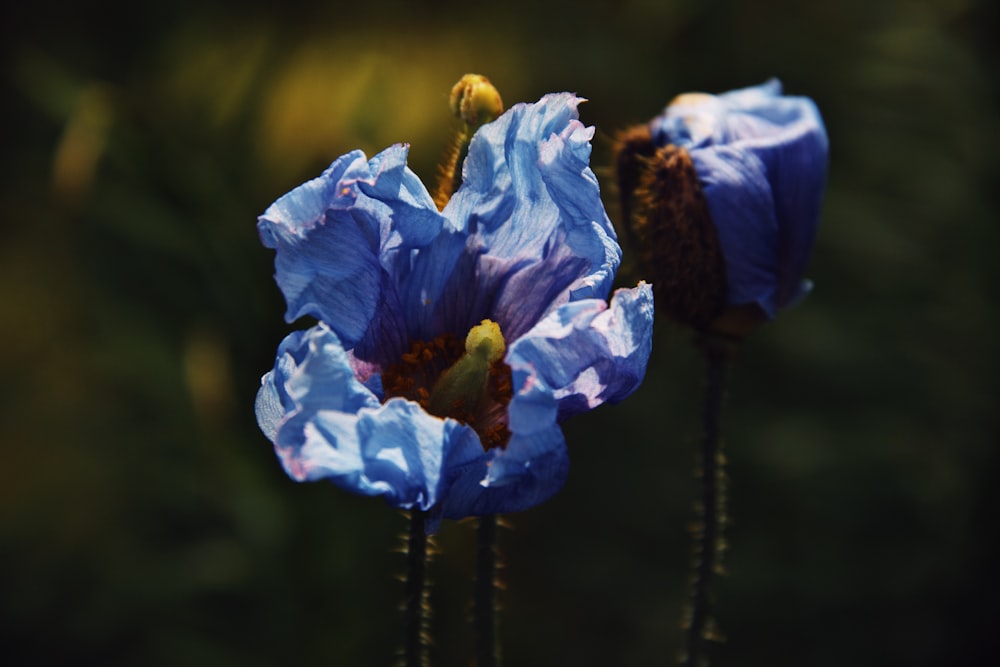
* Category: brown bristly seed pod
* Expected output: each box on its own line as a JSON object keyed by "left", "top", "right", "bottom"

{"left": 613, "top": 126, "right": 728, "bottom": 330}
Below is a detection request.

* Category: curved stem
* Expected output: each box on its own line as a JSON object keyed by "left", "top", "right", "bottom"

{"left": 682, "top": 338, "right": 730, "bottom": 667}
{"left": 475, "top": 514, "right": 500, "bottom": 667}
{"left": 403, "top": 510, "right": 429, "bottom": 667}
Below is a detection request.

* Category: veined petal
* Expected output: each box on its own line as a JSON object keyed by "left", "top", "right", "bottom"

{"left": 506, "top": 283, "right": 654, "bottom": 421}
{"left": 279, "top": 400, "right": 480, "bottom": 510}
{"left": 436, "top": 93, "right": 622, "bottom": 341}
{"left": 258, "top": 151, "right": 381, "bottom": 342}
{"left": 355, "top": 144, "right": 448, "bottom": 269}
{"left": 708, "top": 82, "right": 827, "bottom": 307}
{"left": 258, "top": 145, "right": 448, "bottom": 348}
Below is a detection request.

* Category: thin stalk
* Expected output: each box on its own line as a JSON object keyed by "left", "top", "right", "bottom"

{"left": 403, "top": 510, "right": 429, "bottom": 667}
{"left": 682, "top": 337, "right": 730, "bottom": 667}
{"left": 475, "top": 514, "right": 500, "bottom": 667}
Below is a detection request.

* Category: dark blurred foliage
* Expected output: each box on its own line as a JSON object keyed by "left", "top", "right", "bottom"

{"left": 2, "top": 0, "right": 997, "bottom": 665}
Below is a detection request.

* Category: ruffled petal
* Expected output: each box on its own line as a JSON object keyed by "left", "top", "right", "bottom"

{"left": 256, "top": 324, "right": 483, "bottom": 511}
{"left": 352, "top": 398, "right": 483, "bottom": 510}
{"left": 506, "top": 283, "right": 654, "bottom": 422}
{"left": 255, "top": 329, "right": 311, "bottom": 442}
{"left": 435, "top": 424, "right": 569, "bottom": 521}
{"left": 257, "top": 145, "right": 449, "bottom": 351}
{"left": 258, "top": 151, "right": 382, "bottom": 342}
{"left": 435, "top": 93, "right": 622, "bottom": 341}
{"left": 255, "top": 324, "right": 380, "bottom": 442}
{"left": 355, "top": 144, "right": 449, "bottom": 272}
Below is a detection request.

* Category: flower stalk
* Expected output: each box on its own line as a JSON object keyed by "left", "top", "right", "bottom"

{"left": 475, "top": 514, "right": 501, "bottom": 667}
{"left": 682, "top": 335, "right": 732, "bottom": 667}
{"left": 403, "top": 510, "right": 431, "bottom": 667}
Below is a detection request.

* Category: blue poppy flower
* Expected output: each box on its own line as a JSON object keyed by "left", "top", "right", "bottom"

{"left": 650, "top": 78, "right": 829, "bottom": 322}
{"left": 255, "top": 93, "right": 654, "bottom": 527}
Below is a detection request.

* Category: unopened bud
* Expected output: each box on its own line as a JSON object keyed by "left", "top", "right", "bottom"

{"left": 449, "top": 74, "right": 504, "bottom": 127}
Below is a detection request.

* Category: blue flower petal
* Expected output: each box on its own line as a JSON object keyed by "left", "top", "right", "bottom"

{"left": 435, "top": 424, "right": 569, "bottom": 521}
{"left": 507, "top": 283, "right": 655, "bottom": 421}
{"left": 258, "top": 145, "right": 448, "bottom": 349}
{"left": 256, "top": 324, "right": 483, "bottom": 510}
{"left": 436, "top": 93, "right": 622, "bottom": 340}
{"left": 255, "top": 329, "right": 310, "bottom": 442}
{"left": 355, "top": 144, "right": 448, "bottom": 270}
{"left": 688, "top": 147, "right": 782, "bottom": 316}
{"left": 255, "top": 325, "right": 380, "bottom": 442}
{"left": 353, "top": 398, "right": 482, "bottom": 510}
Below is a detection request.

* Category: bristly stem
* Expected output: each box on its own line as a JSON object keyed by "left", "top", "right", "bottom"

{"left": 403, "top": 510, "right": 430, "bottom": 667}
{"left": 475, "top": 514, "right": 500, "bottom": 667}
{"left": 682, "top": 335, "right": 731, "bottom": 667}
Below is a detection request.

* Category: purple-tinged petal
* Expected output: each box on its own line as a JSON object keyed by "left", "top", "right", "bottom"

{"left": 435, "top": 93, "right": 621, "bottom": 341}
{"left": 392, "top": 226, "right": 470, "bottom": 343}
{"left": 688, "top": 147, "right": 782, "bottom": 316}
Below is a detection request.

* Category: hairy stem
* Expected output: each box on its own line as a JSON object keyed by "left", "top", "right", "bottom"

{"left": 682, "top": 337, "right": 730, "bottom": 667}
{"left": 403, "top": 510, "right": 429, "bottom": 667}
{"left": 475, "top": 514, "right": 500, "bottom": 667}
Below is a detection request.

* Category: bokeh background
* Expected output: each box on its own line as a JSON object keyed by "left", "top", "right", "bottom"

{"left": 3, "top": 0, "right": 997, "bottom": 665}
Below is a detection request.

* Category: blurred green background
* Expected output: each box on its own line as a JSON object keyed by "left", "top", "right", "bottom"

{"left": 2, "top": 0, "right": 997, "bottom": 665}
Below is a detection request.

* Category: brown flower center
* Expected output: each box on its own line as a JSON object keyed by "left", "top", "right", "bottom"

{"left": 382, "top": 322, "right": 513, "bottom": 451}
